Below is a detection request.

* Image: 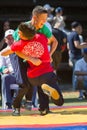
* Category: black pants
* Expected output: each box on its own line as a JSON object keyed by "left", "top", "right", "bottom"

{"left": 13, "top": 59, "right": 33, "bottom": 108}
{"left": 13, "top": 83, "right": 33, "bottom": 108}
{"left": 28, "top": 72, "right": 64, "bottom": 111}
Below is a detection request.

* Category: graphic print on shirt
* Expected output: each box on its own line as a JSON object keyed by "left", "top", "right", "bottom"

{"left": 22, "top": 41, "right": 44, "bottom": 58}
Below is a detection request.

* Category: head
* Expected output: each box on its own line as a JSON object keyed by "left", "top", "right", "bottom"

{"left": 71, "top": 21, "right": 82, "bottom": 34}
{"left": 18, "top": 22, "right": 36, "bottom": 40}
{"left": 32, "top": 5, "right": 48, "bottom": 29}
{"left": 3, "top": 20, "right": 10, "bottom": 32}
{"left": 4, "top": 29, "right": 14, "bottom": 46}
{"left": 55, "top": 7, "right": 63, "bottom": 16}
{"left": 43, "top": 4, "right": 54, "bottom": 14}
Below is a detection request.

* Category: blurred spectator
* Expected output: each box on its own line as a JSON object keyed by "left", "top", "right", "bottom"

{"left": 0, "top": 20, "right": 10, "bottom": 50}
{"left": 43, "top": 3, "right": 54, "bottom": 24}
{"left": 0, "top": 54, "right": 17, "bottom": 109}
{"left": 32, "top": 86, "right": 38, "bottom": 107}
{"left": 67, "top": 21, "right": 87, "bottom": 94}
{"left": 74, "top": 48, "right": 87, "bottom": 100}
{"left": 52, "top": 7, "right": 66, "bottom": 31}
{"left": 52, "top": 28, "right": 67, "bottom": 74}
{"left": 4, "top": 29, "right": 34, "bottom": 112}
{"left": 43, "top": 4, "right": 53, "bottom": 35}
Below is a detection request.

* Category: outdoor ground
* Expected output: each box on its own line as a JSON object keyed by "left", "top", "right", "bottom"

{"left": 0, "top": 87, "right": 87, "bottom": 130}
{"left": 0, "top": 87, "right": 87, "bottom": 108}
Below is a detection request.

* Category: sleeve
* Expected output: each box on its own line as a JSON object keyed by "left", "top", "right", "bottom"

{"left": 37, "top": 24, "right": 52, "bottom": 39}
{"left": 73, "top": 33, "right": 80, "bottom": 41}
{"left": 10, "top": 41, "right": 22, "bottom": 52}
{"left": 44, "top": 24, "right": 52, "bottom": 38}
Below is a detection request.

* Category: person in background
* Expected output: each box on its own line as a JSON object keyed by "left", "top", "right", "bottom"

{"left": 0, "top": 20, "right": 11, "bottom": 93}
{"left": 67, "top": 21, "right": 87, "bottom": 98}
{"left": 3, "top": 29, "right": 34, "bottom": 113}
{"left": 52, "top": 28, "right": 67, "bottom": 74}
{"left": 0, "top": 22, "right": 64, "bottom": 116}
{"left": 32, "top": 86, "right": 38, "bottom": 107}
{"left": 0, "top": 53, "right": 16, "bottom": 109}
{"left": 43, "top": 3, "right": 54, "bottom": 24}
{"left": 74, "top": 48, "right": 87, "bottom": 100}
{"left": 0, "top": 20, "right": 10, "bottom": 50}
{"left": 52, "top": 7, "right": 66, "bottom": 32}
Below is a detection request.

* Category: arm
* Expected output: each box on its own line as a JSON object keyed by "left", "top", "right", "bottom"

{"left": 0, "top": 46, "right": 42, "bottom": 66}
{"left": 74, "top": 41, "right": 87, "bottom": 49}
{"left": 0, "top": 46, "right": 14, "bottom": 56}
{"left": 48, "top": 35, "right": 58, "bottom": 56}
{"left": 15, "top": 51, "right": 42, "bottom": 66}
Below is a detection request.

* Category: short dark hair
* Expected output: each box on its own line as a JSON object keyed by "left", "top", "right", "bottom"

{"left": 32, "top": 5, "right": 48, "bottom": 16}
{"left": 71, "top": 21, "right": 81, "bottom": 28}
{"left": 18, "top": 22, "right": 36, "bottom": 40}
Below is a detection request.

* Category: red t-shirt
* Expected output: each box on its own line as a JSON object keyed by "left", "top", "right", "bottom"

{"left": 11, "top": 33, "right": 53, "bottom": 78}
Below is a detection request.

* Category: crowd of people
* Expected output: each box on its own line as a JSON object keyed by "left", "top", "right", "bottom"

{"left": 0, "top": 4, "right": 87, "bottom": 116}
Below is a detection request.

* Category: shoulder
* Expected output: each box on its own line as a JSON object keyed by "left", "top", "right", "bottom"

{"left": 68, "top": 31, "right": 78, "bottom": 38}
{"left": 42, "top": 24, "right": 50, "bottom": 31}
{"left": 34, "top": 33, "right": 48, "bottom": 44}
{"left": 45, "top": 22, "right": 52, "bottom": 32}
{"left": 70, "top": 31, "right": 78, "bottom": 37}
{"left": 35, "top": 33, "right": 48, "bottom": 40}
{"left": 41, "top": 24, "right": 52, "bottom": 38}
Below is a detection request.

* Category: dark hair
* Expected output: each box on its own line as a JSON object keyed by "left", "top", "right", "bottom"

{"left": 18, "top": 22, "right": 36, "bottom": 40}
{"left": 32, "top": 5, "right": 48, "bottom": 16}
{"left": 71, "top": 21, "right": 81, "bottom": 28}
